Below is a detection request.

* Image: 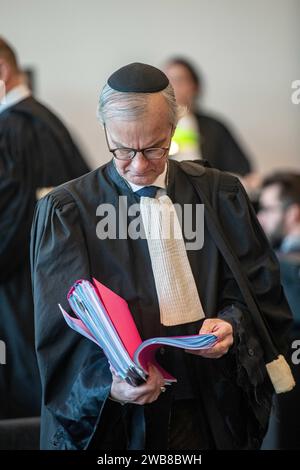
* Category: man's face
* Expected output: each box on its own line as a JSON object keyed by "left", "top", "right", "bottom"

{"left": 164, "top": 64, "right": 198, "bottom": 107}
{"left": 105, "top": 94, "right": 172, "bottom": 186}
{"left": 257, "top": 184, "right": 286, "bottom": 246}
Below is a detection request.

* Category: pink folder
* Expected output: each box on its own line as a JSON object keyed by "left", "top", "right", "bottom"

{"left": 92, "top": 278, "right": 176, "bottom": 381}
{"left": 92, "top": 278, "right": 142, "bottom": 360}
{"left": 62, "top": 278, "right": 217, "bottom": 385}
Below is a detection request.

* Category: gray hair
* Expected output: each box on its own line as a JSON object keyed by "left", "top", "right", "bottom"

{"left": 97, "top": 83, "right": 182, "bottom": 127}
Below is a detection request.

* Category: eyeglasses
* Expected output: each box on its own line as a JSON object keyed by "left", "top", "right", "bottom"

{"left": 104, "top": 125, "right": 173, "bottom": 161}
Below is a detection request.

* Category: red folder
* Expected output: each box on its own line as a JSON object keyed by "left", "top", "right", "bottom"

{"left": 61, "top": 278, "right": 217, "bottom": 386}
{"left": 92, "top": 278, "right": 176, "bottom": 381}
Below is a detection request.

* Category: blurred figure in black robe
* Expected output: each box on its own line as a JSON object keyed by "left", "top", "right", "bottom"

{"left": 164, "top": 58, "right": 265, "bottom": 200}
{"left": 0, "top": 37, "right": 90, "bottom": 418}
{"left": 163, "top": 57, "right": 251, "bottom": 174}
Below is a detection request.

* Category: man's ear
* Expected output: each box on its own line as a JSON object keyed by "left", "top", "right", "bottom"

{"left": 293, "top": 204, "right": 300, "bottom": 223}
{"left": 285, "top": 203, "right": 300, "bottom": 227}
{"left": 0, "top": 60, "right": 10, "bottom": 83}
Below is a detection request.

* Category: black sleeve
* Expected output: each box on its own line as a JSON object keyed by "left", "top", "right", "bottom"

{"left": 0, "top": 106, "right": 88, "bottom": 281}
{"left": 30, "top": 190, "right": 113, "bottom": 450}
{"left": 0, "top": 122, "right": 36, "bottom": 279}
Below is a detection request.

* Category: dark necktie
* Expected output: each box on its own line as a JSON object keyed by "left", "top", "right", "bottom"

{"left": 134, "top": 186, "right": 159, "bottom": 198}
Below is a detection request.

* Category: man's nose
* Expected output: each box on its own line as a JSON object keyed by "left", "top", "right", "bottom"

{"left": 130, "top": 152, "right": 149, "bottom": 170}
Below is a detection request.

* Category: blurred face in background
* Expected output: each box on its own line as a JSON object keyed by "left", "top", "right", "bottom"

{"left": 257, "top": 184, "right": 286, "bottom": 247}
{"left": 164, "top": 63, "right": 198, "bottom": 108}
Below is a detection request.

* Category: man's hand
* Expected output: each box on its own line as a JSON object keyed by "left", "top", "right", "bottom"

{"left": 110, "top": 364, "right": 166, "bottom": 405}
{"left": 187, "top": 318, "right": 233, "bottom": 359}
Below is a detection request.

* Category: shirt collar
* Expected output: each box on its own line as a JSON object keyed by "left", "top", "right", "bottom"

{"left": 0, "top": 83, "right": 31, "bottom": 114}
{"left": 126, "top": 163, "right": 168, "bottom": 192}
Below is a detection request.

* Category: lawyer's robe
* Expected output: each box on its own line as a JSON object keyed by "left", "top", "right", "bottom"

{"left": 0, "top": 97, "right": 90, "bottom": 418}
{"left": 31, "top": 160, "right": 292, "bottom": 449}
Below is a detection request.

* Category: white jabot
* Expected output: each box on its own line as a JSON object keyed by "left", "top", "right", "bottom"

{"left": 140, "top": 194, "right": 205, "bottom": 326}
{"left": 0, "top": 83, "right": 31, "bottom": 114}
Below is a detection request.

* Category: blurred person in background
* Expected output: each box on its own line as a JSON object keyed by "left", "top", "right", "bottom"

{"left": 258, "top": 172, "right": 300, "bottom": 325}
{"left": 163, "top": 57, "right": 252, "bottom": 175}
{"left": 258, "top": 172, "right": 300, "bottom": 449}
{"left": 258, "top": 173, "right": 300, "bottom": 255}
{"left": 0, "top": 37, "right": 90, "bottom": 418}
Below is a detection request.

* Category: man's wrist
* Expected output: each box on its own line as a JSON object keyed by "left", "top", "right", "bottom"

{"left": 108, "top": 394, "right": 127, "bottom": 406}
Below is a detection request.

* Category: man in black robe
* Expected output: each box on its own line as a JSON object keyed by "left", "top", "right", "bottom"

{"left": 0, "top": 37, "right": 89, "bottom": 418}
{"left": 31, "top": 63, "right": 294, "bottom": 450}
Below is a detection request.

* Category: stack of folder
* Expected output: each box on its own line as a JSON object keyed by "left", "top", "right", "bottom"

{"left": 59, "top": 278, "right": 217, "bottom": 386}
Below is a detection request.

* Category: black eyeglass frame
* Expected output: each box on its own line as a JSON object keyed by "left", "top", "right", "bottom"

{"left": 104, "top": 125, "right": 173, "bottom": 161}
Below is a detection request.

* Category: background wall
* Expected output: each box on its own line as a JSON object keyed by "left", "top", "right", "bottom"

{"left": 1, "top": 0, "right": 299, "bottom": 172}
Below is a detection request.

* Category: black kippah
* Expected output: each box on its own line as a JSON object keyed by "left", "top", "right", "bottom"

{"left": 107, "top": 62, "right": 169, "bottom": 93}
